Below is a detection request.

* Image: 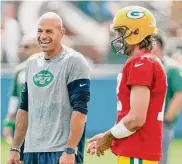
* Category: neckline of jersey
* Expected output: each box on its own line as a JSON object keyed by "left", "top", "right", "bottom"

{"left": 42, "top": 47, "right": 66, "bottom": 63}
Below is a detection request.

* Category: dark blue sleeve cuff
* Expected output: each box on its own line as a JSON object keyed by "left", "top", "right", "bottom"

{"left": 19, "top": 82, "right": 28, "bottom": 111}
{"left": 67, "top": 79, "right": 90, "bottom": 114}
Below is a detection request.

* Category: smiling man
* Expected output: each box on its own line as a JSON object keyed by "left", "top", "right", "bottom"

{"left": 8, "top": 12, "right": 90, "bottom": 164}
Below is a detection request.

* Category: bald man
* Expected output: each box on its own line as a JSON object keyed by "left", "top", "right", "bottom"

{"left": 8, "top": 12, "right": 90, "bottom": 164}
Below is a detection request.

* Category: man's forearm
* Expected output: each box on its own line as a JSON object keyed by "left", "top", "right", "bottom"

{"left": 66, "top": 111, "right": 86, "bottom": 149}
{"left": 165, "top": 92, "right": 182, "bottom": 122}
{"left": 12, "top": 109, "right": 28, "bottom": 148}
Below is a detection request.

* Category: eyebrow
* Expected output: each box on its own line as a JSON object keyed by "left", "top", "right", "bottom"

{"left": 37, "top": 28, "right": 54, "bottom": 32}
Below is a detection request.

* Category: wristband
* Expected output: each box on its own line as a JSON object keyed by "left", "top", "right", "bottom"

{"left": 3, "top": 120, "right": 15, "bottom": 128}
{"left": 10, "top": 147, "right": 20, "bottom": 153}
{"left": 111, "top": 119, "right": 136, "bottom": 139}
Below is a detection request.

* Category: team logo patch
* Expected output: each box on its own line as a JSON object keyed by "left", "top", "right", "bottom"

{"left": 33, "top": 70, "right": 54, "bottom": 87}
{"left": 126, "top": 10, "right": 145, "bottom": 19}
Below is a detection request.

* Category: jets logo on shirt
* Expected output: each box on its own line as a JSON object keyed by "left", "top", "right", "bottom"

{"left": 33, "top": 70, "right": 54, "bottom": 87}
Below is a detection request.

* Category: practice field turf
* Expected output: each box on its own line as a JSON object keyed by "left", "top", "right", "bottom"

{"left": 1, "top": 139, "right": 182, "bottom": 164}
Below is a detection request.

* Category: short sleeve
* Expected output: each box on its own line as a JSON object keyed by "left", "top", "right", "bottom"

{"left": 19, "top": 82, "right": 28, "bottom": 111}
{"left": 127, "top": 58, "right": 154, "bottom": 88}
{"left": 67, "top": 54, "right": 90, "bottom": 85}
{"left": 18, "top": 60, "right": 29, "bottom": 111}
{"left": 25, "top": 60, "right": 29, "bottom": 83}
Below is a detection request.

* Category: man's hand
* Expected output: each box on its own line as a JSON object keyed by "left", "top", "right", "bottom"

{"left": 59, "top": 152, "right": 75, "bottom": 164}
{"left": 87, "top": 141, "right": 97, "bottom": 155}
{"left": 7, "top": 151, "right": 20, "bottom": 164}
{"left": 87, "top": 131, "right": 113, "bottom": 157}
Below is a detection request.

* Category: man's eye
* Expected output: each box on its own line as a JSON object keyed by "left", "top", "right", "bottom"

{"left": 118, "top": 29, "right": 125, "bottom": 35}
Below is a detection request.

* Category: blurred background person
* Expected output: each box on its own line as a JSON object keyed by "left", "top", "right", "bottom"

{"left": 18, "top": 35, "right": 40, "bottom": 62}
{"left": 152, "top": 34, "right": 182, "bottom": 164}
{"left": 2, "top": 2, "right": 21, "bottom": 66}
{"left": 3, "top": 34, "right": 40, "bottom": 162}
{"left": 172, "top": 46, "right": 182, "bottom": 65}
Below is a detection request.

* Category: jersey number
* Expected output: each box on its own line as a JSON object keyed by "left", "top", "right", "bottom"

{"left": 157, "top": 92, "right": 166, "bottom": 121}
{"left": 117, "top": 73, "right": 122, "bottom": 111}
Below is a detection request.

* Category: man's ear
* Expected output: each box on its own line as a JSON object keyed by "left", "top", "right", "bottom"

{"left": 61, "top": 27, "right": 65, "bottom": 36}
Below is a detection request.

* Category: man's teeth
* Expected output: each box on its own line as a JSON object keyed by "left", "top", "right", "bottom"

{"left": 41, "top": 41, "right": 50, "bottom": 44}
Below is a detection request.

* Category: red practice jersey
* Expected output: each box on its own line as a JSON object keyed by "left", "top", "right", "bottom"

{"left": 111, "top": 51, "right": 167, "bottom": 161}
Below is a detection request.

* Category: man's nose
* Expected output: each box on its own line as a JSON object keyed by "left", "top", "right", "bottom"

{"left": 40, "top": 31, "right": 47, "bottom": 40}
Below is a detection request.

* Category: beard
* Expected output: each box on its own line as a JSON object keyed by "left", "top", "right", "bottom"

{"left": 123, "top": 45, "right": 133, "bottom": 56}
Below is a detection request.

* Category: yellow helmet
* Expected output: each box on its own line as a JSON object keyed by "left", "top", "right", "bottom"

{"left": 111, "top": 6, "right": 157, "bottom": 54}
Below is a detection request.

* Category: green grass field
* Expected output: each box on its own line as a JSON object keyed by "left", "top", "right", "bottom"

{"left": 1, "top": 139, "right": 182, "bottom": 164}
